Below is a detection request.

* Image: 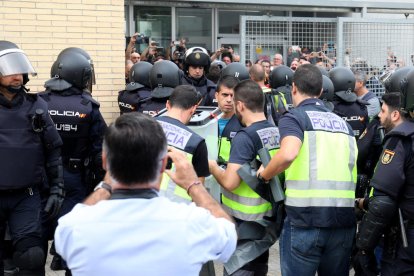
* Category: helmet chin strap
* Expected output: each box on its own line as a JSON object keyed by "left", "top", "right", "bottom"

{"left": 4, "top": 85, "right": 23, "bottom": 94}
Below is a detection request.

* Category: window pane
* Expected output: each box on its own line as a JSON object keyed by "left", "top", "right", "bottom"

{"left": 176, "top": 8, "right": 212, "bottom": 50}
{"left": 134, "top": 6, "right": 171, "bottom": 53}
{"left": 219, "top": 10, "right": 285, "bottom": 34}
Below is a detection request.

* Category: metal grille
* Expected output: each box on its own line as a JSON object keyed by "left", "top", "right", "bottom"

{"left": 241, "top": 16, "right": 337, "bottom": 68}
{"left": 339, "top": 18, "right": 414, "bottom": 98}
{"left": 241, "top": 16, "right": 414, "bottom": 98}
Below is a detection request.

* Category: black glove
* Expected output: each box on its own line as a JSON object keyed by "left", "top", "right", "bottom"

{"left": 44, "top": 183, "right": 65, "bottom": 219}
{"left": 353, "top": 250, "right": 379, "bottom": 276}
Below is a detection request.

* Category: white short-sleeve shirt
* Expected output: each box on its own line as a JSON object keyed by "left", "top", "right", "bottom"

{"left": 55, "top": 196, "right": 237, "bottom": 276}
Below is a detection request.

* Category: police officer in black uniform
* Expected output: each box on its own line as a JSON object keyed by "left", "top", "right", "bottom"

{"left": 39, "top": 49, "right": 107, "bottom": 272}
{"left": 355, "top": 89, "right": 414, "bottom": 276}
{"left": 269, "top": 65, "right": 294, "bottom": 109}
{"left": 181, "top": 47, "right": 216, "bottom": 106}
{"left": 329, "top": 67, "right": 369, "bottom": 139}
{"left": 0, "top": 40, "right": 64, "bottom": 276}
{"left": 118, "top": 61, "right": 152, "bottom": 114}
{"left": 138, "top": 60, "right": 182, "bottom": 117}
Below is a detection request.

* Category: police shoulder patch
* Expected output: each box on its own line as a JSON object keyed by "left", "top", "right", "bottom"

{"left": 381, "top": 149, "right": 395, "bottom": 165}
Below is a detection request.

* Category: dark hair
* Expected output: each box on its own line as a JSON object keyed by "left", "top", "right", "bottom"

{"left": 382, "top": 92, "right": 404, "bottom": 112}
{"left": 221, "top": 52, "right": 233, "bottom": 62}
{"left": 234, "top": 79, "right": 264, "bottom": 112}
{"left": 293, "top": 64, "right": 323, "bottom": 97}
{"left": 104, "top": 113, "right": 167, "bottom": 185}
{"left": 169, "top": 85, "right": 201, "bottom": 109}
{"left": 206, "top": 64, "right": 221, "bottom": 84}
{"left": 249, "top": 64, "right": 265, "bottom": 82}
{"left": 217, "top": 75, "right": 239, "bottom": 92}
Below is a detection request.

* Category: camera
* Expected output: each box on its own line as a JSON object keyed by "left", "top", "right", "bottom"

{"left": 135, "top": 34, "right": 150, "bottom": 44}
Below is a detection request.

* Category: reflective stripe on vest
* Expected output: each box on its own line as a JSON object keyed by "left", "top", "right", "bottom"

{"left": 218, "top": 137, "right": 231, "bottom": 163}
{"left": 221, "top": 121, "right": 280, "bottom": 221}
{"left": 159, "top": 152, "right": 194, "bottom": 204}
{"left": 285, "top": 130, "right": 357, "bottom": 208}
{"left": 221, "top": 149, "right": 277, "bottom": 221}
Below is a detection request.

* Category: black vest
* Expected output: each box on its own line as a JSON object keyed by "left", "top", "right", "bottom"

{"left": 138, "top": 97, "right": 167, "bottom": 117}
{"left": 40, "top": 89, "right": 95, "bottom": 160}
{"left": 386, "top": 121, "right": 414, "bottom": 221}
{"left": 156, "top": 116, "right": 204, "bottom": 154}
{"left": 0, "top": 94, "right": 56, "bottom": 189}
{"left": 333, "top": 95, "right": 368, "bottom": 139}
{"left": 118, "top": 87, "right": 152, "bottom": 114}
{"left": 181, "top": 75, "right": 216, "bottom": 106}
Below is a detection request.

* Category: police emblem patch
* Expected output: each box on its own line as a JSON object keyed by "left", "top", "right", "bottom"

{"left": 195, "top": 53, "right": 201, "bottom": 59}
{"left": 381, "top": 149, "right": 395, "bottom": 164}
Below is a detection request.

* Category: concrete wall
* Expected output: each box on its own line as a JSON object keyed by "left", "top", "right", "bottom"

{"left": 0, "top": 0, "right": 125, "bottom": 122}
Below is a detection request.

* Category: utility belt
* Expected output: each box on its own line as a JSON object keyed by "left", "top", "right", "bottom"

{"left": 62, "top": 157, "right": 88, "bottom": 172}
{"left": 0, "top": 186, "right": 36, "bottom": 195}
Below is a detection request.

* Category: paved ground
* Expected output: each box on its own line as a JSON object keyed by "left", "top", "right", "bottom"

{"left": 45, "top": 243, "right": 281, "bottom": 276}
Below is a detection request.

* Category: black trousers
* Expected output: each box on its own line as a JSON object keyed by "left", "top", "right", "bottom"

{"left": 0, "top": 187, "right": 44, "bottom": 276}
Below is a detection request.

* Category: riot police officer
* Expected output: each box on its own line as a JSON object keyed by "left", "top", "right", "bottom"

{"left": 0, "top": 40, "right": 64, "bottom": 276}
{"left": 138, "top": 60, "right": 181, "bottom": 117}
{"left": 269, "top": 65, "right": 293, "bottom": 109}
{"left": 118, "top": 61, "right": 152, "bottom": 114}
{"left": 329, "top": 66, "right": 369, "bottom": 139}
{"left": 39, "top": 48, "right": 107, "bottom": 272}
{"left": 355, "top": 89, "right": 414, "bottom": 275}
{"left": 181, "top": 47, "right": 216, "bottom": 106}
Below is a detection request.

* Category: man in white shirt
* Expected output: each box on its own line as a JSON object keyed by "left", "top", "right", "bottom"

{"left": 54, "top": 112, "right": 237, "bottom": 276}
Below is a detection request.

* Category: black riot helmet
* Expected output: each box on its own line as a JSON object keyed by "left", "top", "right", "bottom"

{"left": 320, "top": 75, "right": 335, "bottom": 102}
{"left": 220, "top": 62, "right": 249, "bottom": 81}
{"left": 56, "top": 47, "right": 95, "bottom": 84}
{"left": 183, "top": 47, "right": 211, "bottom": 74}
{"left": 150, "top": 60, "right": 182, "bottom": 98}
{"left": 317, "top": 66, "right": 329, "bottom": 77}
{"left": 384, "top": 66, "right": 413, "bottom": 93}
{"left": 0, "top": 40, "right": 36, "bottom": 81}
{"left": 329, "top": 67, "right": 356, "bottom": 93}
{"left": 269, "top": 65, "right": 293, "bottom": 89}
{"left": 46, "top": 52, "right": 92, "bottom": 91}
{"left": 400, "top": 68, "right": 414, "bottom": 113}
{"left": 126, "top": 61, "right": 153, "bottom": 91}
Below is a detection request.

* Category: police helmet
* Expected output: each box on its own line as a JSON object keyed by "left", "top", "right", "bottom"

{"left": 220, "top": 62, "right": 249, "bottom": 81}
{"left": 320, "top": 75, "right": 335, "bottom": 102}
{"left": 0, "top": 40, "right": 36, "bottom": 78}
{"left": 400, "top": 68, "right": 414, "bottom": 112}
{"left": 150, "top": 60, "right": 182, "bottom": 98}
{"left": 211, "top": 60, "right": 226, "bottom": 70}
{"left": 269, "top": 65, "right": 293, "bottom": 89}
{"left": 317, "top": 66, "right": 329, "bottom": 77}
{"left": 329, "top": 67, "right": 355, "bottom": 92}
{"left": 126, "top": 61, "right": 153, "bottom": 91}
{"left": 384, "top": 66, "right": 413, "bottom": 93}
{"left": 183, "top": 47, "right": 211, "bottom": 73}
{"left": 55, "top": 47, "right": 96, "bottom": 86}
{"left": 49, "top": 52, "right": 92, "bottom": 90}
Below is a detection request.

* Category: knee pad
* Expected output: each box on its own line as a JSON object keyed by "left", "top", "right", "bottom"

{"left": 13, "top": 246, "right": 45, "bottom": 270}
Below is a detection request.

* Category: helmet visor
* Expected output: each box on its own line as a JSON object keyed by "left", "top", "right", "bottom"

{"left": 0, "top": 49, "right": 37, "bottom": 77}
{"left": 89, "top": 60, "right": 96, "bottom": 85}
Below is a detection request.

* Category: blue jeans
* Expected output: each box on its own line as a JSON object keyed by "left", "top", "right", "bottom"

{"left": 280, "top": 218, "right": 355, "bottom": 276}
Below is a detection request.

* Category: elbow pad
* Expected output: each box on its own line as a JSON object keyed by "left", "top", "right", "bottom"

{"left": 356, "top": 195, "right": 397, "bottom": 251}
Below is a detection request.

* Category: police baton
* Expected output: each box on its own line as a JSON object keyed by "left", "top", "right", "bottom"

{"left": 257, "top": 148, "right": 285, "bottom": 202}
{"left": 398, "top": 208, "right": 409, "bottom": 248}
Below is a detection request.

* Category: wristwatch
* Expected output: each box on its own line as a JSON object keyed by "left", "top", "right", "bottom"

{"left": 94, "top": 181, "right": 112, "bottom": 195}
{"left": 257, "top": 173, "right": 270, "bottom": 184}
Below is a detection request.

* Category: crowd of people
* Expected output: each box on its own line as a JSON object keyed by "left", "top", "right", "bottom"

{"left": 0, "top": 33, "right": 413, "bottom": 276}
